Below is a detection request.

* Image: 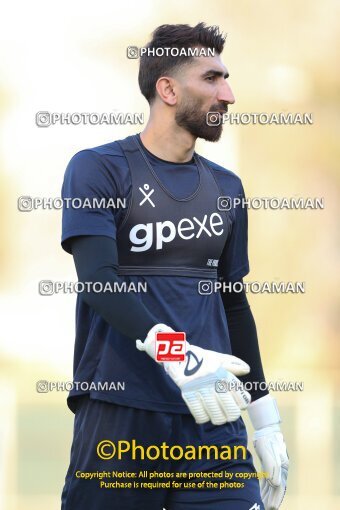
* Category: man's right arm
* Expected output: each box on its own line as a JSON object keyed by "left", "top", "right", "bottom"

{"left": 70, "top": 234, "right": 157, "bottom": 339}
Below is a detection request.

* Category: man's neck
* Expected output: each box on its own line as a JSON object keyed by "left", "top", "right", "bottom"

{"left": 140, "top": 123, "right": 196, "bottom": 163}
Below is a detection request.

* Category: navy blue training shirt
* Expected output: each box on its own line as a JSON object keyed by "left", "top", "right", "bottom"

{"left": 61, "top": 133, "right": 249, "bottom": 413}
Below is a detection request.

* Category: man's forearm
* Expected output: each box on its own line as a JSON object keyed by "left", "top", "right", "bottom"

{"left": 71, "top": 235, "right": 158, "bottom": 339}
{"left": 221, "top": 285, "right": 269, "bottom": 401}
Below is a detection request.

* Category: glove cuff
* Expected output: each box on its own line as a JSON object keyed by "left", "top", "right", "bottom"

{"left": 253, "top": 424, "right": 281, "bottom": 439}
{"left": 248, "top": 394, "right": 281, "bottom": 430}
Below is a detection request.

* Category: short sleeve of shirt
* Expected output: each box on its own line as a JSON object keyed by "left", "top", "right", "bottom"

{"left": 218, "top": 180, "right": 250, "bottom": 282}
{"left": 61, "top": 150, "right": 118, "bottom": 254}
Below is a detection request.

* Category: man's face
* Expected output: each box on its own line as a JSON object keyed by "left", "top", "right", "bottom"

{"left": 174, "top": 53, "right": 235, "bottom": 141}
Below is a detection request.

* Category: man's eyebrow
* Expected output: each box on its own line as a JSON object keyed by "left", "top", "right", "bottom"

{"left": 201, "top": 69, "right": 229, "bottom": 79}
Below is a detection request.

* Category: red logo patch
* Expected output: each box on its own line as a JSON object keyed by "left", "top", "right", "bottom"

{"left": 155, "top": 332, "right": 186, "bottom": 361}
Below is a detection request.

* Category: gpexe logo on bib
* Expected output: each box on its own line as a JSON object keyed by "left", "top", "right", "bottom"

{"left": 156, "top": 332, "right": 186, "bottom": 361}
{"left": 129, "top": 213, "right": 224, "bottom": 252}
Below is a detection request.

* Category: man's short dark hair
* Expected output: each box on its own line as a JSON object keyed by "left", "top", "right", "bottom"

{"left": 138, "top": 22, "right": 226, "bottom": 104}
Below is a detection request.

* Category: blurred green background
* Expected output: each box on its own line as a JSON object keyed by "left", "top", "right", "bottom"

{"left": 0, "top": 0, "right": 339, "bottom": 508}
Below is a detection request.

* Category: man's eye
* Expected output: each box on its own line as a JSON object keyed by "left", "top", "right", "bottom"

{"left": 206, "top": 76, "right": 215, "bottom": 81}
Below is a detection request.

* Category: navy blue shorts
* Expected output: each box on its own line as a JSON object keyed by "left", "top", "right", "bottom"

{"left": 61, "top": 396, "right": 263, "bottom": 510}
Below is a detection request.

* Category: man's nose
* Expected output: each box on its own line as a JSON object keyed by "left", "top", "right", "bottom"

{"left": 217, "top": 82, "right": 235, "bottom": 105}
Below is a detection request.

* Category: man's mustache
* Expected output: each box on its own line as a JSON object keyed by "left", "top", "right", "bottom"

{"left": 210, "top": 104, "right": 229, "bottom": 114}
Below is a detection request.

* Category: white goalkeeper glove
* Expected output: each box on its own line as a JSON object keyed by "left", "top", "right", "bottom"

{"left": 248, "top": 395, "right": 289, "bottom": 510}
{"left": 136, "top": 324, "right": 251, "bottom": 425}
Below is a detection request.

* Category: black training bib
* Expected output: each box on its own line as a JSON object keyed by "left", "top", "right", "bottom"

{"left": 116, "top": 135, "right": 231, "bottom": 278}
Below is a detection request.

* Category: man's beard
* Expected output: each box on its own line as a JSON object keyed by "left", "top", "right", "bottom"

{"left": 175, "top": 97, "right": 225, "bottom": 142}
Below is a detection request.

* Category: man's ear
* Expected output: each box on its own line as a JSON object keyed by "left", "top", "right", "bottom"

{"left": 155, "top": 76, "right": 178, "bottom": 106}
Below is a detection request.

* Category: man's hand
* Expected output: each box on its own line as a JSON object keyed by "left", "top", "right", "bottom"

{"left": 248, "top": 395, "right": 289, "bottom": 510}
{"left": 136, "top": 324, "right": 251, "bottom": 425}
